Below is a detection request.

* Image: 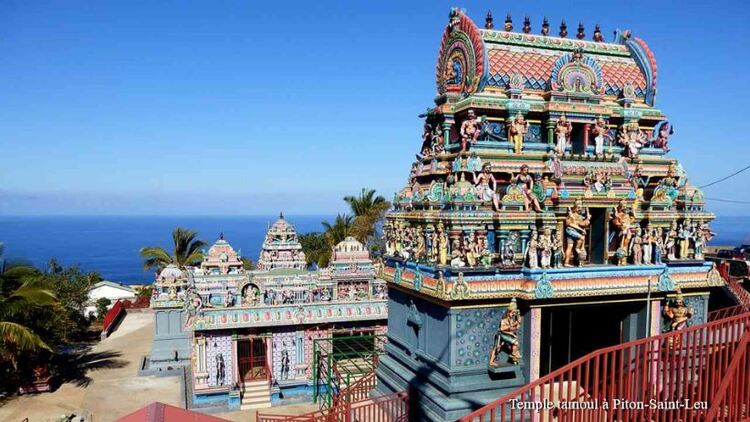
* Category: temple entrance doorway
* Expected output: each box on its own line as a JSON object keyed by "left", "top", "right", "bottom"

{"left": 570, "top": 123, "right": 586, "bottom": 154}
{"left": 238, "top": 337, "right": 268, "bottom": 382}
{"left": 587, "top": 207, "right": 609, "bottom": 264}
{"left": 539, "top": 301, "right": 645, "bottom": 376}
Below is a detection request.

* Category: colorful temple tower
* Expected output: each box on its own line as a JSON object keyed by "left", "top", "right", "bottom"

{"left": 257, "top": 213, "right": 307, "bottom": 271}
{"left": 375, "top": 9, "right": 723, "bottom": 421}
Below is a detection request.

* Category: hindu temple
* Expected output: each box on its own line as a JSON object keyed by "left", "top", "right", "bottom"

{"left": 374, "top": 9, "right": 723, "bottom": 421}
{"left": 146, "top": 214, "right": 387, "bottom": 412}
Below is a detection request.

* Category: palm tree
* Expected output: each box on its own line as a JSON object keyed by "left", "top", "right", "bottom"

{"left": 139, "top": 227, "right": 206, "bottom": 271}
{"left": 0, "top": 274, "right": 56, "bottom": 366}
{"left": 343, "top": 188, "right": 390, "bottom": 243}
{"left": 299, "top": 232, "right": 331, "bottom": 269}
{"left": 322, "top": 214, "right": 354, "bottom": 248}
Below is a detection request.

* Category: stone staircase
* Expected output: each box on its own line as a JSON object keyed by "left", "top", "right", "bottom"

{"left": 240, "top": 380, "right": 271, "bottom": 410}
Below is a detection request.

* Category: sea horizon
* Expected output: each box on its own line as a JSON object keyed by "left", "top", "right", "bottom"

{"left": 1, "top": 214, "right": 749, "bottom": 285}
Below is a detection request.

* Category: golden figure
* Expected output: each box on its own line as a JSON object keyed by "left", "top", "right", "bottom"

{"left": 564, "top": 200, "right": 591, "bottom": 267}
{"left": 437, "top": 222, "right": 448, "bottom": 266}
{"left": 507, "top": 111, "right": 529, "bottom": 154}
{"left": 663, "top": 289, "right": 693, "bottom": 349}
{"left": 490, "top": 298, "right": 522, "bottom": 366}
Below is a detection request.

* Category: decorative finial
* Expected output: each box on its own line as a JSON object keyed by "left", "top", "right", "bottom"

{"left": 219, "top": 232, "right": 224, "bottom": 240}
{"left": 508, "top": 297, "right": 518, "bottom": 311}
{"left": 504, "top": 12, "right": 513, "bottom": 31}
{"left": 541, "top": 17, "right": 550, "bottom": 36}
{"left": 559, "top": 20, "right": 568, "bottom": 38}
{"left": 522, "top": 16, "right": 531, "bottom": 34}
{"left": 485, "top": 10, "right": 494, "bottom": 29}
{"left": 593, "top": 24, "right": 603, "bottom": 42}
{"left": 577, "top": 22, "right": 585, "bottom": 40}
{"left": 279, "top": 211, "right": 284, "bottom": 219}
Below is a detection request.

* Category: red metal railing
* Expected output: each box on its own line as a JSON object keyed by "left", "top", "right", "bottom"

{"left": 704, "top": 330, "right": 750, "bottom": 421}
{"left": 257, "top": 391, "right": 408, "bottom": 422}
{"left": 459, "top": 311, "right": 750, "bottom": 422}
{"left": 708, "top": 304, "right": 746, "bottom": 321}
{"left": 101, "top": 299, "right": 125, "bottom": 337}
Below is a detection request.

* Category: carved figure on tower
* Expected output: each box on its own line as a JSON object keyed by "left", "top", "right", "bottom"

{"left": 590, "top": 116, "right": 610, "bottom": 157}
{"left": 663, "top": 289, "right": 693, "bottom": 338}
{"left": 539, "top": 228, "right": 553, "bottom": 269}
{"left": 554, "top": 114, "right": 573, "bottom": 155}
{"left": 490, "top": 298, "right": 522, "bottom": 366}
{"left": 507, "top": 111, "right": 529, "bottom": 154}
{"left": 653, "top": 121, "right": 673, "bottom": 152}
{"left": 564, "top": 200, "right": 591, "bottom": 267}
{"left": 642, "top": 228, "right": 653, "bottom": 265}
{"left": 525, "top": 229, "right": 539, "bottom": 269}
{"left": 473, "top": 163, "right": 499, "bottom": 210}
{"left": 460, "top": 109, "right": 483, "bottom": 152}
{"left": 510, "top": 165, "right": 543, "bottom": 212}
{"left": 618, "top": 121, "right": 647, "bottom": 158}
{"left": 665, "top": 221, "right": 678, "bottom": 260}
{"left": 611, "top": 200, "right": 636, "bottom": 265}
{"left": 678, "top": 220, "right": 692, "bottom": 259}
{"left": 437, "top": 222, "right": 448, "bottom": 266}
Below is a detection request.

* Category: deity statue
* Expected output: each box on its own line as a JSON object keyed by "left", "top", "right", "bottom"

{"left": 610, "top": 200, "right": 636, "bottom": 265}
{"left": 693, "top": 222, "right": 712, "bottom": 260}
{"left": 450, "top": 239, "right": 466, "bottom": 267}
{"left": 642, "top": 228, "right": 653, "bottom": 265}
{"left": 464, "top": 232, "right": 478, "bottom": 267}
{"left": 501, "top": 233, "right": 518, "bottom": 266}
{"left": 479, "top": 237, "right": 493, "bottom": 267}
{"left": 631, "top": 228, "right": 644, "bottom": 265}
{"left": 564, "top": 200, "right": 591, "bottom": 267}
{"left": 654, "top": 228, "right": 664, "bottom": 264}
{"left": 678, "top": 220, "right": 692, "bottom": 259}
{"left": 460, "top": 109, "right": 483, "bottom": 152}
{"left": 473, "top": 163, "right": 500, "bottom": 210}
{"left": 525, "top": 229, "right": 539, "bottom": 269}
{"left": 507, "top": 111, "right": 529, "bottom": 154}
{"left": 428, "top": 230, "right": 438, "bottom": 262}
{"left": 618, "top": 121, "right": 647, "bottom": 158}
{"left": 510, "top": 165, "right": 543, "bottom": 212}
{"left": 437, "top": 223, "right": 448, "bottom": 266}
{"left": 420, "top": 123, "right": 434, "bottom": 158}
{"left": 554, "top": 114, "right": 573, "bottom": 155}
{"left": 552, "top": 233, "right": 564, "bottom": 269}
{"left": 657, "top": 165, "right": 680, "bottom": 203}
{"left": 490, "top": 298, "right": 522, "bottom": 366}
{"left": 653, "top": 121, "right": 673, "bottom": 152}
{"left": 665, "top": 221, "right": 678, "bottom": 260}
{"left": 243, "top": 285, "right": 258, "bottom": 306}
{"left": 663, "top": 289, "right": 693, "bottom": 338}
{"left": 215, "top": 353, "right": 226, "bottom": 386}
{"left": 432, "top": 125, "right": 445, "bottom": 155}
{"left": 280, "top": 350, "right": 290, "bottom": 381}
{"left": 538, "top": 228, "right": 553, "bottom": 269}
{"left": 590, "top": 117, "right": 609, "bottom": 157}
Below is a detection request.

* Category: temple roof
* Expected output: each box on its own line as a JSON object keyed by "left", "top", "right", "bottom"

{"left": 436, "top": 9, "right": 658, "bottom": 106}
{"left": 257, "top": 212, "right": 307, "bottom": 271}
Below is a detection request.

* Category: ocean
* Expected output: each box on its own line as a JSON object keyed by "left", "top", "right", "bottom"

{"left": 0, "top": 215, "right": 749, "bottom": 285}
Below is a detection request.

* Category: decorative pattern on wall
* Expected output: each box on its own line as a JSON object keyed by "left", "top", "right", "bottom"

{"left": 206, "top": 334, "right": 233, "bottom": 387}
{"left": 683, "top": 295, "right": 707, "bottom": 326}
{"left": 304, "top": 327, "right": 330, "bottom": 378}
{"left": 454, "top": 307, "right": 503, "bottom": 367}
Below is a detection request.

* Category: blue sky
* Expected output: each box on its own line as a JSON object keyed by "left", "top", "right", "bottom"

{"left": 1, "top": 0, "right": 748, "bottom": 216}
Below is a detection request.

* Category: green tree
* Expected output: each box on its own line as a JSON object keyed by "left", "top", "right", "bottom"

{"left": 240, "top": 257, "right": 256, "bottom": 271}
{"left": 343, "top": 188, "right": 390, "bottom": 244}
{"left": 0, "top": 278, "right": 56, "bottom": 367}
{"left": 322, "top": 214, "right": 354, "bottom": 248}
{"left": 299, "top": 232, "right": 331, "bottom": 269}
{"left": 139, "top": 227, "right": 206, "bottom": 271}
{"left": 95, "top": 298, "right": 111, "bottom": 320}
{"left": 137, "top": 285, "right": 154, "bottom": 298}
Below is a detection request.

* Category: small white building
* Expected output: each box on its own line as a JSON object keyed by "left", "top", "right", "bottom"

{"left": 86, "top": 280, "right": 137, "bottom": 317}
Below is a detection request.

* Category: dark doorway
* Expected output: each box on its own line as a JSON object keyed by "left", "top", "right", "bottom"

{"left": 238, "top": 337, "right": 267, "bottom": 381}
{"left": 540, "top": 301, "right": 644, "bottom": 376}
{"left": 588, "top": 208, "right": 609, "bottom": 264}
{"left": 571, "top": 123, "right": 586, "bottom": 154}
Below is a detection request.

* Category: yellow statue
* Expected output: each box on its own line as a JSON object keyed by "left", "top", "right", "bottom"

{"left": 564, "top": 200, "right": 591, "bottom": 267}
{"left": 507, "top": 111, "right": 529, "bottom": 154}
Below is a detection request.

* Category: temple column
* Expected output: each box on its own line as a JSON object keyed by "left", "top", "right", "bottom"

{"left": 195, "top": 336, "right": 210, "bottom": 388}
{"left": 231, "top": 336, "right": 239, "bottom": 386}
{"left": 529, "top": 307, "right": 542, "bottom": 382}
{"left": 266, "top": 336, "right": 273, "bottom": 381}
{"left": 442, "top": 116, "right": 455, "bottom": 150}
{"left": 583, "top": 123, "right": 591, "bottom": 153}
{"left": 546, "top": 119, "right": 555, "bottom": 152}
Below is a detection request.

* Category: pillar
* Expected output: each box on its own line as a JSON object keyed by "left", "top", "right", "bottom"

{"left": 442, "top": 116, "right": 455, "bottom": 150}
{"left": 546, "top": 119, "right": 555, "bottom": 151}
{"left": 529, "top": 307, "right": 542, "bottom": 382}
{"left": 583, "top": 123, "right": 591, "bottom": 152}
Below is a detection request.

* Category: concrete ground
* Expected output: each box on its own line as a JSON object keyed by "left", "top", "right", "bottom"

{"left": 0, "top": 312, "right": 322, "bottom": 422}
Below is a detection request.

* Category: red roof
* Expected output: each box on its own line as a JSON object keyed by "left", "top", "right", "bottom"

{"left": 117, "top": 402, "right": 231, "bottom": 422}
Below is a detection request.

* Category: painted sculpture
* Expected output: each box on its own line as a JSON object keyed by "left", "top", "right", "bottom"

{"left": 590, "top": 116, "right": 609, "bottom": 157}
{"left": 490, "top": 298, "right": 522, "bottom": 366}
{"left": 554, "top": 114, "right": 573, "bottom": 155}
{"left": 507, "top": 111, "right": 529, "bottom": 154}
{"left": 564, "top": 200, "right": 591, "bottom": 267}
{"left": 460, "top": 109, "right": 483, "bottom": 152}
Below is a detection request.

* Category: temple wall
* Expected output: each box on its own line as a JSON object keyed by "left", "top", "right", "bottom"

{"left": 149, "top": 308, "right": 190, "bottom": 367}
{"left": 205, "top": 332, "right": 234, "bottom": 388}
{"left": 272, "top": 329, "right": 298, "bottom": 382}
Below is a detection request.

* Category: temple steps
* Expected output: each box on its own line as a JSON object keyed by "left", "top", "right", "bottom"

{"left": 240, "top": 380, "right": 271, "bottom": 410}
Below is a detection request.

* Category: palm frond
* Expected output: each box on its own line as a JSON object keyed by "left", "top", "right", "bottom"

{"left": 0, "top": 321, "right": 53, "bottom": 352}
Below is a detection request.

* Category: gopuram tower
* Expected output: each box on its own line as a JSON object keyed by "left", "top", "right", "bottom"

{"left": 375, "top": 8, "right": 723, "bottom": 421}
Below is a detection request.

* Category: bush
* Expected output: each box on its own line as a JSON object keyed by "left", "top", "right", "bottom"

{"left": 95, "top": 297, "right": 111, "bottom": 320}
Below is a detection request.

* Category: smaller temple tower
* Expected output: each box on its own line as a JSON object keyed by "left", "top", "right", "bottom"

{"left": 257, "top": 213, "right": 307, "bottom": 271}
